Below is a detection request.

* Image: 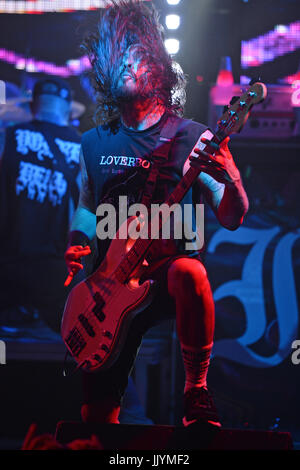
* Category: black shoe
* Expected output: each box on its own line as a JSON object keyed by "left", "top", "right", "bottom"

{"left": 183, "top": 386, "right": 221, "bottom": 427}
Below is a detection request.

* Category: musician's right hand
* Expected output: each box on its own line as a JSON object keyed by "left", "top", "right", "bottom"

{"left": 64, "top": 245, "right": 91, "bottom": 286}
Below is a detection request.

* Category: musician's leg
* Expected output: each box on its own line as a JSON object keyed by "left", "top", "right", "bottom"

{"left": 168, "top": 257, "right": 214, "bottom": 350}
{"left": 167, "top": 257, "right": 220, "bottom": 425}
{"left": 80, "top": 255, "right": 216, "bottom": 425}
{"left": 80, "top": 257, "right": 179, "bottom": 424}
{"left": 80, "top": 310, "right": 154, "bottom": 424}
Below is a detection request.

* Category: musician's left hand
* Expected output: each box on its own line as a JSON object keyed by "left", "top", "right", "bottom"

{"left": 189, "top": 136, "right": 241, "bottom": 185}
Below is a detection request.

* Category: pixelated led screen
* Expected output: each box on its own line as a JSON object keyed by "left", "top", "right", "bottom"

{"left": 241, "top": 20, "right": 300, "bottom": 85}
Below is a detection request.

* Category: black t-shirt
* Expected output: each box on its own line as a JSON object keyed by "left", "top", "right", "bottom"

{"left": 0, "top": 119, "right": 81, "bottom": 260}
{"left": 81, "top": 112, "right": 209, "bottom": 264}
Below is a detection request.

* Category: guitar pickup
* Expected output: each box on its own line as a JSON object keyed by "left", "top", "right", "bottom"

{"left": 92, "top": 304, "right": 106, "bottom": 322}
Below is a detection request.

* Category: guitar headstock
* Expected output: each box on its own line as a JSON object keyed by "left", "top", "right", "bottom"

{"left": 216, "top": 82, "right": 267, "bottom": 138}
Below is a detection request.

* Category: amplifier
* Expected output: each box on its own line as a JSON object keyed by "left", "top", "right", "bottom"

{"left": 208, "top": 84, "right": 297, "bottom": 139}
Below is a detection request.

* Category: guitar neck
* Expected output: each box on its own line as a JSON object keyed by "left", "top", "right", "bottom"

{"left": 114, "top": 164, "right": 202, "bottom": 283}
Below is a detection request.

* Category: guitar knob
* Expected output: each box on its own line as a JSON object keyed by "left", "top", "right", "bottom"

{"left": 103, "top": 330, "right": 112, "bottom": 339}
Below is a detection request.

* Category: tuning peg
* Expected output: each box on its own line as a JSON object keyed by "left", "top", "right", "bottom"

{"left": 230, "top": 95, "right": 240, "bottom": 105}
{"left": 249, "top": 76, "right": 262, "bottom": 85}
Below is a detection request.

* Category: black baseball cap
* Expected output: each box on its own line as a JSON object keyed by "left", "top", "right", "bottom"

{"left": 32, "top": 77, "right": 72, "bottom": 102}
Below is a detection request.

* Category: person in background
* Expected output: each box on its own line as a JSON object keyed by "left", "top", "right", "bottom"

{"left": 0, "top": 77, "right": 81, "bottom": 335}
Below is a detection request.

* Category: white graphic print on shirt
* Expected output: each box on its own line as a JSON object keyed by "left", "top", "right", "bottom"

{"left": 55, "top": 138, "right": 80, "bottom": 166}
{"left": 16, "top": 161, "right": 67, "bottom": 206}
{"left": 98, "top": 155, "right": 151, "bottom": 168}
{"left": 15, "top": 129, "right": 54, "bottom": 161}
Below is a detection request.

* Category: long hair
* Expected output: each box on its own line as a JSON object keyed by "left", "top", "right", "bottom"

{"left": 81, "top": 0, "right": 187, "bottom": 128}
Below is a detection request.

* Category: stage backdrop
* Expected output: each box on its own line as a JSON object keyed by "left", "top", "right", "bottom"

{"left": 204, "top": 138, "right": 300, "bottom": 430}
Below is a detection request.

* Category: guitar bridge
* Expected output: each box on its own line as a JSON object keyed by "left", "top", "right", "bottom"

{"left": 78, "top": 314, "right": 95, "bottom": 337}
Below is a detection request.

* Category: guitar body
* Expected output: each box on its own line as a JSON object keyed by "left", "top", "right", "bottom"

{"left": 61, "top": 82, "right": 267, "bottom": 373}
{"left": 61, "top": 219, "right": 156, "bottom": 372}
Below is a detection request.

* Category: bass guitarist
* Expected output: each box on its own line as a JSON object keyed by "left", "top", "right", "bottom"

{"left": 64, "top": 0, "right": 249, "bottom": 427}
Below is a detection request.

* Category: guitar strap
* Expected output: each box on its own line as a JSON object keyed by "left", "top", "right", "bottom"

{"left": 140, "top": 114, "right": 181, "bottom": 208}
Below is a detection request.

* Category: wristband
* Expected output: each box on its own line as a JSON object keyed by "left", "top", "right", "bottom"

{"left": 68, "top": 230, "right": 90, "bottom": 247}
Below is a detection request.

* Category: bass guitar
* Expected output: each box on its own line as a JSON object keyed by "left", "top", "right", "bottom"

{"left": 61, "top": 81, "right": 267, "bottom": 372}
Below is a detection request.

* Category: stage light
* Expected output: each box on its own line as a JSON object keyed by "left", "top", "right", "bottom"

{"left": 0, "top": 47, "right": 90, "bottom": 77}
{"left": 291, "top": 80, "right": 300, "bottom": 107}
{"left": 275, "top": 24, "right": 288, "bottom": 34}
{"left": 0, "top": 80, "right": 5, "bottom": 105}
{"left": 241, "top": 21, "right": 300, "bottom": 69}
{"left": 165, "top": 39, "right": 180, "bottom": 55}
{"left": 26, "top": 61, "right": 36, "bottom": 73}
{"left": 0, "top": 0, "right": 108, "bottom": 14}
{"left": 166, "top": 0, "right": 181, "bottom": 5}
{"left": 166, "top": 14, "right": 180, "bottom": 30}
{"left": 16, "top": 59, "right": 26, "bottom": 70}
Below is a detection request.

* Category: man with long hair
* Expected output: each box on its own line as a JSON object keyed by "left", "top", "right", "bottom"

{"left": 64, "top": 0, "right": 249, "bottom": 427}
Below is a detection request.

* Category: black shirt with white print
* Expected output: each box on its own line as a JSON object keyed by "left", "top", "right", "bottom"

{"left": 81, "top": 112, "right": 224, "bottom": 266}
{"left": 0, "top": 119, "right": 81, "bottom": 260}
